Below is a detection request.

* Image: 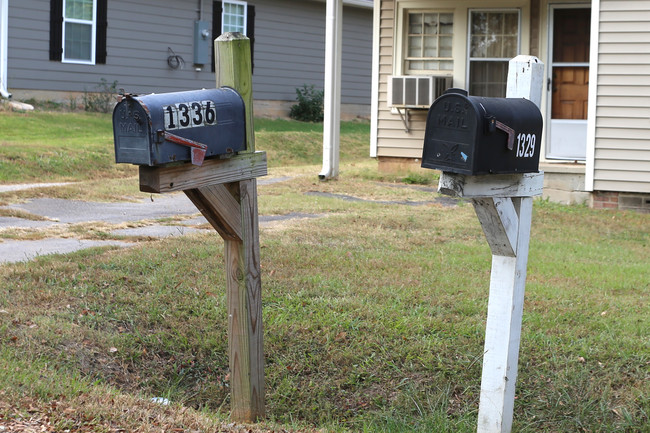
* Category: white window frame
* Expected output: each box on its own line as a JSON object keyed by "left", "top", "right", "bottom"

{"left": 466, "top": 8, "right": 521, "bottom": 96}
{"left": 222, "top": 0, "right": 247, "bottom": 35}
{"left": 403, "top": 10, "right": 454, "bottom": 75}
{"left": 394, "top": 1, "right": 458, "bottom": 78}
{"left": 62, "top": 0, "right": 97, "bottom": 65}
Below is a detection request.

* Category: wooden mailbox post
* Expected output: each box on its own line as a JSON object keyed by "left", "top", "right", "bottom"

{"left": 137, "top": 33, "right": 266, "bottom": 422}
{"left": 436, "top": 56, "right": 544, "bottom": 433}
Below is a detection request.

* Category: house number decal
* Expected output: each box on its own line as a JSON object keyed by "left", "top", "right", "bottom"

{"left": 516, "top": 133, "right": 536, "bottom": 158}
{"left": 163, "top": 100, "right": 218, "bottom": 130}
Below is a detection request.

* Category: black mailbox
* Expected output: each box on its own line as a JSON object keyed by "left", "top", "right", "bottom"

{"left": 113, "top": 88, "right": 246, "bottom": 166}
{"left": 421, "top": 88, "right": 542, "bottom": 175}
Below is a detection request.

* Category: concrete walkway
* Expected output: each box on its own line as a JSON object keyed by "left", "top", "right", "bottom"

{"left": 0, "top": 178, "right": 454, "bottom": 265}
{"left": 0, "top": 178, "right": 320, "bottom": 264}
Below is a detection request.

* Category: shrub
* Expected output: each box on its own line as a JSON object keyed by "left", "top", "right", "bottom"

{"left": 289, "top": 84, "right": 324, "bottom": 122}
{"left": 83, "top": 78, "right": 118, "bottom": 113}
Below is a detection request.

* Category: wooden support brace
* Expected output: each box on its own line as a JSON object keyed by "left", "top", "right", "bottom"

{"left": 184, "top": 184, "right": 243, "bottom": 241}
{"left": 472, "top": 197, "right": 519, "bottom": 257}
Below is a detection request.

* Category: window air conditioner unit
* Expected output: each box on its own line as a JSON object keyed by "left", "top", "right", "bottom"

{"left": 388, "top": 76, "right": 452, "bottom": 109}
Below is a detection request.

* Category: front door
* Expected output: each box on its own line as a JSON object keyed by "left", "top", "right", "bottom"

{"left": 546, "top": 6, "right": 591, "bottom": 160}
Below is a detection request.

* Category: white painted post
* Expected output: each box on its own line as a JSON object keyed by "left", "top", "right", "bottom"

{"left": 319, "top": 0, "right": 342, "bottom": 180}
{"left": 475, "top": 56, "right": 545, "bottom": 433}
{"left": 0, "top": 0, "right": 11, "bottom": 99}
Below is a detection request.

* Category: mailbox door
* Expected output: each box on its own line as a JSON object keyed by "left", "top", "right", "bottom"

{"left": 113, "top": 100, "right": 153, "bottom": 165}
{"left": 422, "top": 93, "right": 479, "bottom": 175}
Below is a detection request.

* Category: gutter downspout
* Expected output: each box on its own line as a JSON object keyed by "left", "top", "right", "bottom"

{"left": 319, "top": 0, "right": 342, "bottom": 180}
{"left": 369, "top": 0, "right": 379, "bottom": 157}
{"left": 0, "top": 0, "right": 11, "bottom": 99}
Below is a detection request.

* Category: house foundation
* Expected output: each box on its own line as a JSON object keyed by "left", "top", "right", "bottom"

{"left": 5, "top": 89, "right": 370, "bottom": 120}
{"left": 378, "top": 157, "right": 650, "bottom": 213}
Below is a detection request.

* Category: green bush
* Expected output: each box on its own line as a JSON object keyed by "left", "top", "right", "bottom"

{"left": 289, "top": 84, "right": 324, "bottom": 122}
{"left": 83, "top": 78, "right": 118, "bottom": 113}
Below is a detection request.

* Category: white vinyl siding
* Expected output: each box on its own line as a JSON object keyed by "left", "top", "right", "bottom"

{"left": 593, "top": 0, "right": 650, "bottom": 193}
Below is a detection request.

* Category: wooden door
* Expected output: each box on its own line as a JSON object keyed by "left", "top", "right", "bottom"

{"left": 552, "top": 67, "right": 589, "bottom": 120}
{"left": 547, "top": 7, "right": 591, "bottom": 160}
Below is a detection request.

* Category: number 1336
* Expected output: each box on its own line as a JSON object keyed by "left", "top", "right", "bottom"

{"left": 163, "top": 100, "right": 217, "bottom": 130}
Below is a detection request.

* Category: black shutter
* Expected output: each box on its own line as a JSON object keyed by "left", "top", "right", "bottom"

{"left": 211, "top": 1, "right": 223, "bottom": 72}
{"left": 247, "top": 4, "right": 255, "bottom": 74}
{"left": 212, "top": 2, "right": 254, "bottom": 74}
{"left": 95, "top": 0, "right": 108, "bottom": 64}
{"left": 49, "top": 0, "right": 63, "bottom": 61}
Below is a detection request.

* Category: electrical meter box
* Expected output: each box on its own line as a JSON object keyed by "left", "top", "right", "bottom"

{"left": 421, "top": 88, "right": 543, "bottom": 175}
{"left": 113, "top": 88, "right": 246, "bottom": 166}
{"left": 194, "top": 20, "right": 211, "bottom": 65}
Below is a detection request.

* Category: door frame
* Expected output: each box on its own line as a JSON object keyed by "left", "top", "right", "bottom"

{"left": 545, "top": 2, "right": 591, "bottom": 161}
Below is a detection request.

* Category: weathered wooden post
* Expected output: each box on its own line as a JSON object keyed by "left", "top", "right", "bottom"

{"left": 421, "top": 56, "right": 545, "bottom": 433}
{"left": 113, "top": 32, "right": 266, "bottom": 422}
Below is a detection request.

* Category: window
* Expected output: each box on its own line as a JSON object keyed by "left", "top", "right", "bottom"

{"left": 405, "top": 11, "right": 453, "bottom": 74}
{"left": 468, "top": 10, "right": 519, "bottom": 97}
{"left": 222, "top": 0, "right": 247, "bottom": 34}
{"left": 63, "top": 0, "right": 95, "bottom": 63}
{"left": 212, "top": 1, "right": 255, "bottom": 73}
{"left": 50, "top": 0, "right": 107, "bottom": 64}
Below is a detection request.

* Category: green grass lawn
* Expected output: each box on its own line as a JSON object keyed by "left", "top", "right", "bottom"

{"left": 0, "top": 110, "right": 648, "bottom": 432}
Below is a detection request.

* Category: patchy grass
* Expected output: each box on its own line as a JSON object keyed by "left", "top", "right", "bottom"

{"left": 0, "top": 112, "right": 370, "bottom": 203}
{"left": 1, "top": 178, "right": 648, "bottom": 431}
{"left": 0, "top": 114, "right": 648, "bottom": 432}
{"left": 0, "top": 112, "right": 135, "bottom": 184}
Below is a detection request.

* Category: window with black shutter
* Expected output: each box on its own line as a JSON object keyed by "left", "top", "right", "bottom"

{"left": 49, "top": 0, "right": 107, "bottom": 64}
{"left": 212, "top": 1, "right": 255, "bottom": 73}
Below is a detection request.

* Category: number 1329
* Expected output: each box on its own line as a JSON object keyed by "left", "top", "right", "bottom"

{"left": 516, "top": 133, "right": 536, "bottom": 158}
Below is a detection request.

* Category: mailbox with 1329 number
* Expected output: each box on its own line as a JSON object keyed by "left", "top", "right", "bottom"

{"left": 421, "top": 88, "right": 542, "bottom": 175}
{"left": 113, "top": 87, "right": 246, "bottom": 167}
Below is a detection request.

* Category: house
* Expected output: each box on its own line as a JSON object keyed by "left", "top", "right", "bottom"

{"left": 0, "top": 0, "right": 373, "bottom": 119}
{"left": 369, "top": 0, "right": 650, "bottom": 211}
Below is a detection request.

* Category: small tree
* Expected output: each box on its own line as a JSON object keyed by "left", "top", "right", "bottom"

{"left": 289, "top": 84, "right": 324, "bottom": 122}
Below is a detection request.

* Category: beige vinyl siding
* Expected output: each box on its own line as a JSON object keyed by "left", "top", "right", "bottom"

{"left": 593, "top": 1, "right": 650, "bottom": 193}
{"left": 376, "top": 0, "right": 531, "bottom": 160}
{"left": 376, "top": 0, "right": 432, "bottom": 159}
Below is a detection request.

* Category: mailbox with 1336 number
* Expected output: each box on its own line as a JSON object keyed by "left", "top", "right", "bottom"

{"left": 421, "top": 88, "right": 543, "bottom": 175}
{"left": 113, "top": 87, "right": 246, "bottom": 167}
